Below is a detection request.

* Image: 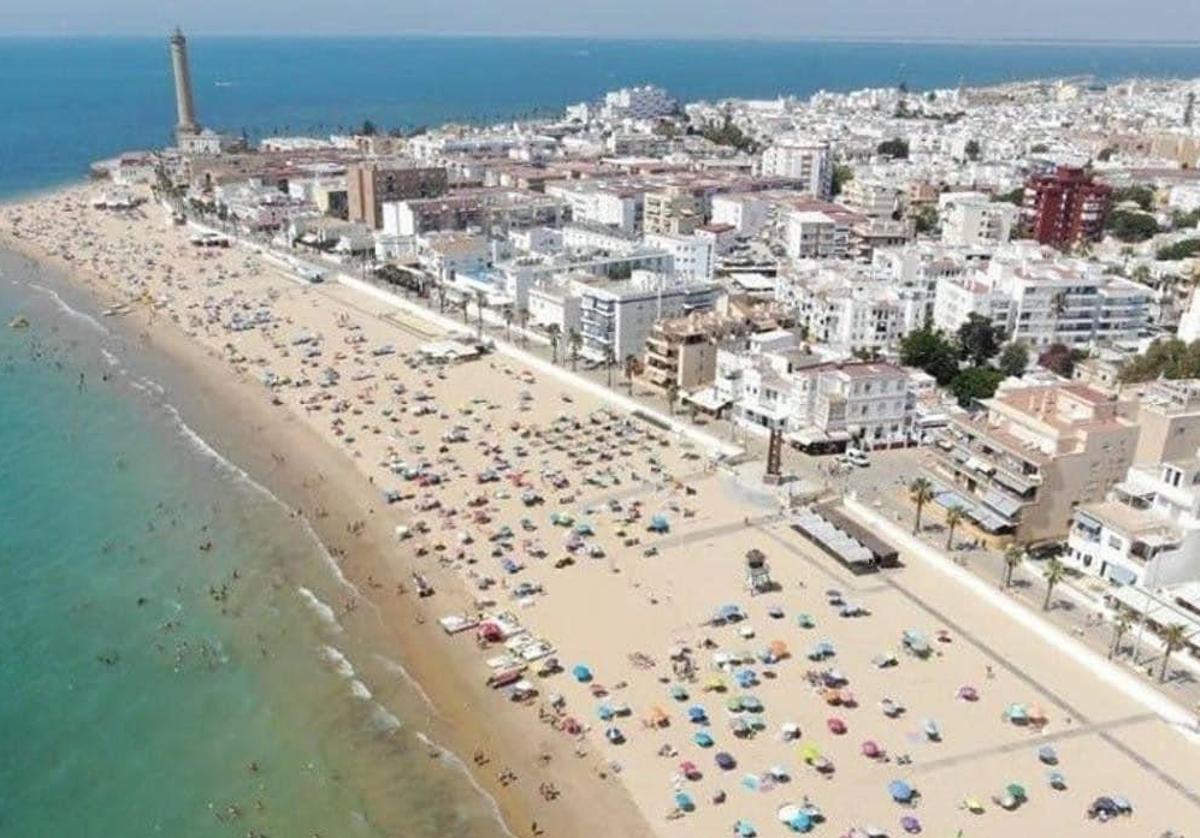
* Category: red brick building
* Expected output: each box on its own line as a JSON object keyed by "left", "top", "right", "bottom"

{"left": 1021, "top": 166, "right": 1112, "bottom": 249}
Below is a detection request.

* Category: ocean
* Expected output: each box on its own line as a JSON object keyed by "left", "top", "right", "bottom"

{"left": 4, "top": 36, "right": 1200, "bottom": 199}
{"left": 0, "top": 250, "right": 508, "bottom": 837}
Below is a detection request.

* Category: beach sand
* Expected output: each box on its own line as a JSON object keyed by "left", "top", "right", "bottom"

{"left": 4, "top": 183, "right": 1199, "bottom": 837}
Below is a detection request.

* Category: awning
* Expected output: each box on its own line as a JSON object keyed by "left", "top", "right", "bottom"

{"left": 787, "top": 428, "right": 850, "bottom": 446}
{"left": 1105, "top": 564, "right": 1138, "bottom": 586}
{"left": 965, "top": 457, "right": 995, "bottom": 474}
{"left": 684, "top": 387, "right": 731, "bottom": 412}
{"left": 981, "top": 489, "right": 1025, "bottom": 518}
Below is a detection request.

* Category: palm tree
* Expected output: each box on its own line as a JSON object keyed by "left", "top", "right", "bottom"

{"left": 436, "top": 283, "right": 447, "bottom": 313}
{"left": 502, "top": 305, "right": 514, "bottom": 341}
{"left": 1041, "top": 558, "right": 1066, "bottom": 611}
{"left": 944, "top": 506, "right": 965, "bottom": 551}
{"left": 908, "top": 477, "right": 934, "bottom": 535}
{"left": 1109, "top": 613, "right": 1133, "bottom": 660}
{"left": 516, "top": 307, "right": 529, "bottom": 347}
{"left": 474, "top": 290, "right": 487, "bottom": 338}
{"left": 666, "top": 380, "right": 680, "bottom": 415}
{"left": 605, "top": 349, "right": 616, "bottom": 388}
{"left": 1002, "top": 544, "right": 1024, "bottom": 589}
{"left": 624, "top": 354, "right": 641, "bottom": 393}
{"left": 547, "top": 324, "right": 561, "bottom": 364}
{"left": 1158, "top": 623, "right": 1189, "bottom": 683}
{"left": 460, "top": 298, "right": 470, "bottom": 325}
{"left": 568, "top": 329, "right": 582, "bottom": 371}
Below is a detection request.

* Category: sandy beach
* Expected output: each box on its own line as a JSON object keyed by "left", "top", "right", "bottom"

{"left": 4, "top": 183, "right": 1200, "bottom": 838}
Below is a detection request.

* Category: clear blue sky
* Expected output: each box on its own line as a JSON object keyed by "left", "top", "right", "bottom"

{"left": 2, "top": 0, "right": 1197, "bottom": 42}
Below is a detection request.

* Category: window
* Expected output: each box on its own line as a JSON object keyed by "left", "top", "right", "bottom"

{"left": 1107, "top": 534, "right": 1124, "bottom": 551}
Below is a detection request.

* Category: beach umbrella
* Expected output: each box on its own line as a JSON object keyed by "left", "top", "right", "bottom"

{"left": 777, "top": 804, "right": 801, "bottom": 823}
{"left": 679, "top": 760, "right": 699, "bottom": 778}
{"left": 797, "top": 613, "right": 815, "bottom": 628}
{"left": 827, "top": 717, "right": 847, "bottom": 735}
{"left": 922, "top": 719, "right": 941, "bottom": 741}
{"left": 1038, "top": 745, "right": 1058, "bottom": 764}
{"left": 670, "top": 685, "right": 689, "bottom": 701}
{"left": 1111, "top": 795, "right": 1132, "bottom": 813}
{"left": 704, "top": 675, "right": 727, "bottom": 692}
{"left": 962, "top": 796, "right": 985, "bottom": 813}
{"left": 746, "top": 714, "right": 765, "bottom": 729}
{"left": 726, "top": 695, "right": 744, "bottom": 712}
{"left": 741, "top": 773, "right": 761, "bottom": 791}
{"left": 861, "top": 740, "right": 883, "bottom": 759}
{"left": 596, "top": 703, "right": 614, "bottom": 720}
{"left": 736, "top": 669, "right": 757, "bottom": 688}
{"left": 572, "top": 664, "right": 592, "bottom": 682}
{"left": 693, "top": 730, "right": 714, "bottom": 748}
{"left": 769, "top": 640, "right": 789, "bottom": 658}
{"left": 957, "top": 685, "right": 978, "bottom": 702}
{"left": 688, "top": 705, "right": 708, "bottom": 723}
{"left": 729, "top": 717, "right": 750, "bottom": 735}
{"left": 741, "top": 695, "right": 763, "bottom": 713}
{"left": 768, "top": 606, "right": 785, "bottom": 619}
{"left": 735, "top": 820, "right": 757, "bottom": 837}
{"left": 800, "top": 744, "right": 821, "bottom": 763}
{"left": 888, "top": 779, "right": 915, "bottom": 803}
{"left": 900, "top": 814, "right": 921, "bottom": 833}
{"left": 780, "top": 722, "right": 801, "bottom": 741}
{"left": 1006, "top": 783, "right": 1027, "bottom": 800}
{"left": 715, "top": 751, "right": 736, "bottom": 770}
{"left": 604, "top": 726, "right": 623, "bottom": 744}
{"left": 673, "top": 791, "right": 694, "bottom": 811}
{"left": 1047, "top": 770, "right": 1067, "bottom": 789}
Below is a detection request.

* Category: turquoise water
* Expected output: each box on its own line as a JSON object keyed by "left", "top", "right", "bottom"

{"left": 0, "top": 252, "right": 506, "bottom": 837}
{"left": 3, "top": 36, "right": 1200, "bottom": 197}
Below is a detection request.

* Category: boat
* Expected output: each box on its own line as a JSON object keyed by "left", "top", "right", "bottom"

{"left": 8, "top": 315, "right": 29, "bottom": 329}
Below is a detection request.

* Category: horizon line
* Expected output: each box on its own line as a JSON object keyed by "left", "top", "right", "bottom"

{"left": 2, "top": 32, "right": 1200, "bottom": 48}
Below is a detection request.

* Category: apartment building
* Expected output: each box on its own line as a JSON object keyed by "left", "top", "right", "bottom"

{"left": 642, "top": 317, "right": 720, "bottom": 392}
{"left": 1021, "top": 165, "right": 1112, "bottom": 248}
{"left": 546, "top": 183, "right": 642, "bottom": 233}
{"left": 346, "top": 161, "right": 448, "bottom": 229}
{"left": 711, "top": 193, "right": 769, "bottom": 236}
{"left": 576, "top": 272, "right": 719, "bottom": 363}
{"left": 759, "top": 137, "right": 833, "bottom": 199}
{"left": 932, "top": 246, "right": 1152, "bottom": 348}
{"left": 842, "top": 178, "right": 905, "bottom": 219}
{"left": 380, "top": 190, "right": 566, "bottom": 237}
{"left": 938, "top": 191, "right": 1019, "bottom": 247}
{"left": 1067, "top": 452, "right": 1200, "bottom": 587}
{"left": 644, "top": 232, "right": 715, "bottom": 282}
{"left": 785, "top": 209, "right": 861, "bottom": 259}
{"left": 926, "top": 384, "right": 1138, "bottom": 541}
{"left": 643, "top": 187, "right": 703, "bottom": 236}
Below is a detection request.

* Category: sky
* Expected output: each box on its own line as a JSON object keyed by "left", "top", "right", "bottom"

{"left": 1, "top": 0, "right": 1198, "bottom": 42}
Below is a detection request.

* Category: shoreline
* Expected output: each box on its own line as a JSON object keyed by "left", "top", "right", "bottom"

{"left": 0, "top": 187, "right": 655, "bottom": 838}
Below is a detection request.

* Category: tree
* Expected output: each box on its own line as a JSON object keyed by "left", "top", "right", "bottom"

{"left": 995, "top": 187, "right": 1025, "bottom": 206}
{"left": 1112, "top": 185, "right": 1155, "bottom": 211}
{"left": 547, "top": 324, "right": 561, "bottom": 364}
{"left": 950, "top": 366, "right": 1005, "bottom": 407}
{"left": 605, "top": 349, "right": 616, "bottom": 388}
{"left": 360, "top": 119, "right": 378, "bottom": 136}
{"left": 1119, "top": 338, "right": 1200, "bottom": 383}
{"left": 945, "top": 506, "right": 965, "bottom": 551}
{"left": 900, "top": 326, "right": 960, "bottom": 385}
{"left": 913, "top": 205, "right": 940, "bottom": 235}
{"left": 1030, "top": 143, "right": 1050, "bottom": 154}
{"left": 1097, "top": 145, "right": 1118, "bottom": 162}
{"left": 957, "top": 313, "right": 1003, "bottom": 366}
{"left": 1038, "top": 342, "right": 1085, "bottom": 377}
{"left": 998, "top": 342, "right": 1029, "bottom": 377}
{"left": 1041, "top": 558, "right": 1066, "bottom": 610}
{"left": 831, "top": 164, "right": 854, "bottom": 197}
{"left": 1158, "top": 623, "right": 1189, "bottom": 683}
{"left": 877, "top": 137, "right": 910, "bottom": 159}
{"left": 1156, "top": 239, "right": 1200, "bottom": 261}
{"left": 624, "top": 354, "right": 641, "bottom": 393}
{"left": 964, "top": 139, "right": 981, "bottom": 161}
{"left": 1110, "top": 613, "right": 1133, "bottom": 660}
{"left": 1002, "top": 544, "right": 1024, "bottom": 588}
{"left": 666, "top": 380, "right": 680, "bottom": 415}
{"left": 700, "top": 115, "right": 758, "bottom": 153}
{"left": 568, "top": 329, "right": 582, "bottom": 371}
{"left": 1106, "top": 209, "right": 1160, "bottom": 243}
{"left": 909, "top": 477, "right": 935, "bottom": 535}
{"left": 474, "top": 290, "right": 487, "bottom": 338}
{"left": 516, "top": 306, "right": 529, "bottom": 347}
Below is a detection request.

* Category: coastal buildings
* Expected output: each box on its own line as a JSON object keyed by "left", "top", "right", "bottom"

{"left": 347, "top": 162, "right": 448, "bottom": 229}
{"left": 1022, "top": 166, "right": 1112, "bottom": 248}
{"left": 938, "top": 191, "right": 1020, "bottom": 247}
{"left": 926, "top": 384, "right": 1138, "bottom": 541}
{"left": 759, "top": 137, "right": 833, "bottom": 200}
{"left": 932, "top": 244, "right": 1152, "bottom": 348}
{"left": 577, "top": 273, "right": 719, "bottom": 363}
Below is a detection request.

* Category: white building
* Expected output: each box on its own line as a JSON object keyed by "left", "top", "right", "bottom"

{"left": 932, "top": 245, "right": 1153, "bottom": 348}
{"left": 842, "top": 178, "right": 905, "bottom": 219}
{"left": 759, "top": 137, "right": 833, "bottom": 200}
{"left": 938, "top": 192, "right": 1019, "bottom": 247}
{"left": 578, "top": 272, "right": 718, "bottom": 362}
{"left": 644, "top": 232, "right": 715, "bottom": 282}
{"left": 546, "top": 183, "right": 642, "bottom": 233}
{"left": 601, "top": 85, "right": 678, "bottom": 120}
{"left": 711, "top": 193, "right": 769, "bottom": 236}
{"left": 1068, "top": 451, "right": 1200, "bottom": 587}
{"left": 785, "top": 211, "right": 851, "bottom": 259}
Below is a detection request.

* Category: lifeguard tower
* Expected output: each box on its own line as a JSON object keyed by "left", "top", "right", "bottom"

{"left": 745, "top": 548, "right": 773, "bottom": 595}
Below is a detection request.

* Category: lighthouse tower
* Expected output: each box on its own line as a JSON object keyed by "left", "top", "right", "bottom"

{"left": 169, "top": 27, "right": 201, "bottom": 137}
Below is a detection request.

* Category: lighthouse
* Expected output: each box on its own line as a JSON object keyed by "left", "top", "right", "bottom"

{"left": 169, "top": 27, "right": 201, "bottom": 137}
